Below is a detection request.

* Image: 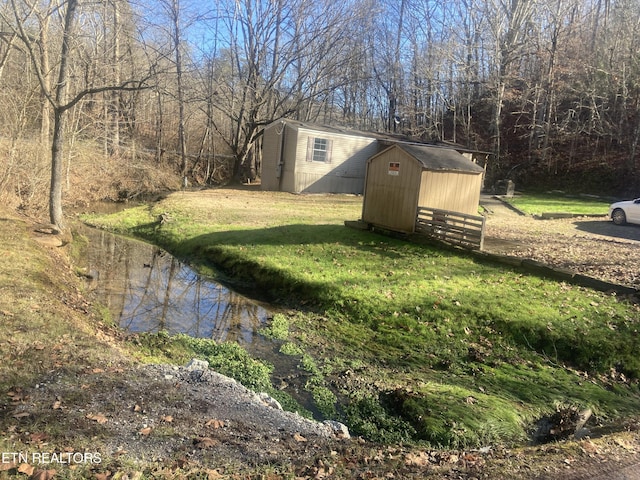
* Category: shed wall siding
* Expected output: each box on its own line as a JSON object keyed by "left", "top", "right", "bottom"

{"left": 292, "top": 129, "right": 378, "bottom": 193}
{"left": 362, "top": 148, "right": 422, "bottom": 233}
{"left": 418, "top": 171, "right": 482, "bottom": 216}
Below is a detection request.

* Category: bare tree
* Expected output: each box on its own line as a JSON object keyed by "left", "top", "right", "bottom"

{"left": 205, "top": 0, "right": 361, "bottom": 181}
{"left": 166, "top": 0, "right": 187, "bottom": 177}
{"left": 484, "top": 0, "right": 536, "bottom": 166}
{"left": 4, "top": 0, "right": 151, "bottom": 228}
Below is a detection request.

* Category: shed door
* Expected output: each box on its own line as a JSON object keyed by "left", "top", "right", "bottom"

{"left": 362, "top": 151, "right": 421, "bottom": 233}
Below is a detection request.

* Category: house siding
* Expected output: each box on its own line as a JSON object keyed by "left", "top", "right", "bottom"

{"left": 261, "top": 120, "right": 486, "bottom": 201}
{"left": 261, "top": 120, "right": 378, "bottom": 194}
{"left": 293, "top": 128, "right": 377, "bottom": 194}
{"left": 261, "top": 121, "right": 286, "bottom": 191}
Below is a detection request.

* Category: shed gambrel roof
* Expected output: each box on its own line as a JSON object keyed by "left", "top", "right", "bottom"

{"left": 397, "top": 144, "right": 485, "bottom": 174}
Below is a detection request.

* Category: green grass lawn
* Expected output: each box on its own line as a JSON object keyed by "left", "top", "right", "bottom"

{"left": 503, "top": 193, "right": 611, "bottom": 216}
{"left": 82, "top": 188, "right": 640, "bottom": 448}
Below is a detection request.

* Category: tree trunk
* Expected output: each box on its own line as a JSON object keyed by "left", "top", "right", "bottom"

{"left": 39, "top": 13, "right": 50, "bottom": 145}
{"left": 49, "top": 0, "right": 77, "bottom": 228}
{"left": 155, "top": 86, "right": 164, "bottom": 163}
{"left": 172, "top": 0, "right": 187, "bottom": 177}
{"left": 111, "top": 0, "right": 121, "bottom": 155}
{"left": 49, "top": 108, "right": 65, "bottom": 227}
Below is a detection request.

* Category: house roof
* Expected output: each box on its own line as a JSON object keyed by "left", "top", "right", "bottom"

{"left": 275, "top": 118, "right": 383, "bottom": 140}
{"left": 269, "top": 118, "right": 490, "bottom": 155}
{"left": 396, "top": 144, "right": 485, "bottom": 174}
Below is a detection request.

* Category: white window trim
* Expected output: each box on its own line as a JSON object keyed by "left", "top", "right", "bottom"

{"left": 306, "top": 137, "right": 333, "bottom": 163}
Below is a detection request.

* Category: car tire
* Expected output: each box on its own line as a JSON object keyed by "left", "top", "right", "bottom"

{"left": 612, "top": 208, "right": 627, "bottom": 225}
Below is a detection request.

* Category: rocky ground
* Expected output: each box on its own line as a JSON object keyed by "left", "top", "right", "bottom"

{"left": 11, "top": 362, "right": 347, "bottom": 477}
{"left": 14, "top": 359, "right": 640, "bottom": 479}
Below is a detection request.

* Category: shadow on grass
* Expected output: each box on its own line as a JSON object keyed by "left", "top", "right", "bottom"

{"left": 127, "top": 220, "right": 482, "bottom": 313}
{"left": 135, "top": 222, "right": 458, "bottom": 265}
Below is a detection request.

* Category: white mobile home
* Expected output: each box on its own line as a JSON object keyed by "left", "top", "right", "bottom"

{"left": 261, "top": 119, "right": 380, "bottom": 194}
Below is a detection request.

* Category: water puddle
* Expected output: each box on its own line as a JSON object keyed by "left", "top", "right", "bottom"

{"left": 73, "top": 214, "right": 320, "bottom": 417}
{"left": 77, "top": 225, "right": 270, "bottom": 343}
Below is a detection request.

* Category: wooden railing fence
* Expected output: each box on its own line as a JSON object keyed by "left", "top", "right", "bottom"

{"left": 415, "top": 207, "right": 485, "bottom": 250}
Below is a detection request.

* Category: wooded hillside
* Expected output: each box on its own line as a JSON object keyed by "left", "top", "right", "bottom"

{"left": 1, "top": 0, "right": 638, "bottom": 220}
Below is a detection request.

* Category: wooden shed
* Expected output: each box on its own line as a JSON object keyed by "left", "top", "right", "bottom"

{"left": 261, "top": 119, "right": 379, "bottom": 194}
{"left": 361, "top": 144, "right": 485, "bottom": 235}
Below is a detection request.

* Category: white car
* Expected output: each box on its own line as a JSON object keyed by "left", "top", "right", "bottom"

{"left": 609, "top": 198, "right": 640, "bottom": 225}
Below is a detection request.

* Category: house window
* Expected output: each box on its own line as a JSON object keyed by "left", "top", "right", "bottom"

{"left": 313, "top": 138, "right": 328, "bottom": 162}
{"left": 307, "top": 137, "right": 333, "bottom": 163}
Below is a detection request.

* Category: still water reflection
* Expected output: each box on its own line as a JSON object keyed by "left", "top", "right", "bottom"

{"left": 78, "top": 225, "right": 270, "bottom": 344}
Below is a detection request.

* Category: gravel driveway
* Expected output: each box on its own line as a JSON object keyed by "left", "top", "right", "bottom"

{"left": 480, "top": 196, "right": 640, "bottom": 291}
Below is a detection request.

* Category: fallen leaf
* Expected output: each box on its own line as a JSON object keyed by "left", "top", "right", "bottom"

{"left": 615, "top": 438, "right": 636, "bottom": 451}
{"left": 462, "top": 453, "right": 483, "bottom": 465}
{"left": 18, "top": 463, "right": 35, "bottom": 476}
{"left": 29, "top": 432, "right": 49, "bottom": 443}
{"left": 404, "top": 452, "right": 430, "bottom": 467}
{"left": 86, "top": 413, "right": 108, "bottom": 424}
{"left": 32, "top": 469, "right": 56, "bottom": 480}
{"left": 293, "top": 433, "right": 307, "bottom": 442}
{"left": 314, "top": 466, "right": 328, "bottom": 478}
{"left": 205, "top": 469, "right": 224, "bottom": 479}
{"left": 12, "top": 411, "right": 30, "bottom": 419}
{"left": 581, "top": 440, "right": 601, "bottom": 455}
{"left": 0, "top": 462, "right": 17, "bottom": 472}
{"left": 161, "top": 415, "right": 173, "bottom": 423}
{"left": 52, "top": 400, "right": 62, "bottom": 410}
{"left": 94, "top": 471, "right": 111, "bottom": 480}
{"left": 205, "top": 419, "right": 224, "bottom": 428}
{"left": 194, "top": 437, "right": 219, "bottom": 449}
{"left": 8, "top": 390, "right": 27, "bottom": 402}
{"left": 132, "top": 404, "right": 143, "bottom": 412}
{"left": 139, "top": 427, "right": 152, "bottom": 436}
{"left": 172, "top": 458, "right": 189, "bottom": 469}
